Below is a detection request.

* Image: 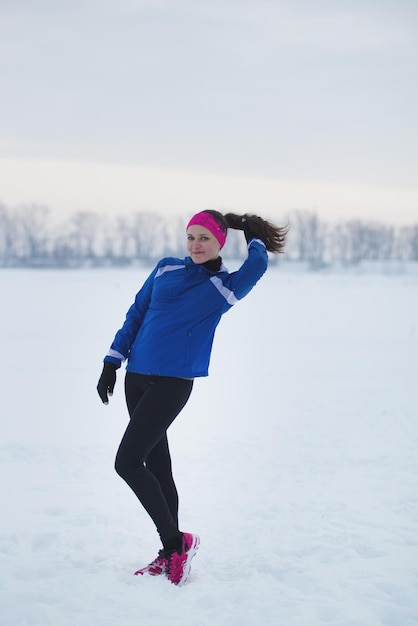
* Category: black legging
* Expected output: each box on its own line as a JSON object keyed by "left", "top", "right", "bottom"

{"left": 114, "top": 372, "right": 194, "bottom": 546}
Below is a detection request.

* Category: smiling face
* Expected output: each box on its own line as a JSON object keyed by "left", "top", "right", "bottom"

{"left": 187, "top": 224, "right": 221, "bottom": 264}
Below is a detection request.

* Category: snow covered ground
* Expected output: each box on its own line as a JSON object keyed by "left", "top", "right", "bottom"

{"left": 1, "top": 264, "right": 417, "bottom": 626}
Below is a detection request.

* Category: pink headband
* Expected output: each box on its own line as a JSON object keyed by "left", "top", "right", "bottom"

{"left": 186, "top": 212, "right": 227, "bottom": 249}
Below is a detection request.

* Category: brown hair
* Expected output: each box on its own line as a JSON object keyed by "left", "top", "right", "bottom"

{"left": 202, "top": 210, "right": 289, "bottom": 254}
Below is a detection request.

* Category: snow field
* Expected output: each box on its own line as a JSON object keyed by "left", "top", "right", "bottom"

{"left": 0, "top": 266, "right": 417, "bottom": 626}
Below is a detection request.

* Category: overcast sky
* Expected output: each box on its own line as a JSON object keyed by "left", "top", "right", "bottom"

{"left": 1, "top": 0, "right": 417, "bottom": 224}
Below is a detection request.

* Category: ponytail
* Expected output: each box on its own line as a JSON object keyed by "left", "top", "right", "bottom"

{"left": 203, "top": 210, "right": 289, "bottom": 254}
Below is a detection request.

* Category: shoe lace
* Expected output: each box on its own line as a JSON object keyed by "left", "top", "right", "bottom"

{"left": 148, "top": 549, "right": 166, "bottom": 570}
{"left": 165, "top": 545, "right": 185, "bottom": 578}
{"left": 156, "top": 549, "right": 166, "bottom": 563}
{"left": 164, "top": 549, "right": 174, "bottom": 574}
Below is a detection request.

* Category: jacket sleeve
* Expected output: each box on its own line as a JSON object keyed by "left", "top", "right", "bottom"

{"left": 226, "top": 239, "right": 268, "bottom": 301}
{"left": 104, "top": 265, "right": 158, "bottom": 367}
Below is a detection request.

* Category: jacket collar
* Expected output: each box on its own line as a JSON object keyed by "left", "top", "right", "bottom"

{"left": 184, "top": 256, "right": 228, "bottom": 273}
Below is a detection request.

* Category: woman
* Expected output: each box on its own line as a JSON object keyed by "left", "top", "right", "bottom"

{"left": 97, "top": 210, "right": 287, "bottom": 586}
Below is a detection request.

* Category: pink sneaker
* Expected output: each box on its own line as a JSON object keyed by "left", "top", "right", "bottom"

{"left": 165, "top": 532, "right": 200, "bottom": 586}
{"left": 134, "top": 550, "right": 167, "bottom": 576}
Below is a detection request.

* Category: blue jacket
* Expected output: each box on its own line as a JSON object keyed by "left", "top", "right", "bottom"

{"left": 104, "top": 239, "right": 268, "bottom": 378}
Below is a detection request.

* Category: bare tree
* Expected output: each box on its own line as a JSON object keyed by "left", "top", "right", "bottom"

{"left": 164, "top": 214, "right": 195, "bottom": 258}
{"left": 70, "top": 211, "right": 102, "bottom": 261}
{"left": 0, "top": 203, "right": 19, "bottom": 265}
{"left": 378, "top": 224, "right": 395, "bottom": 260}
{"left": 114, "top": 216, "right": 135, "bottom": 261}
{"left": 404, "top": 224, "right": 418, "bottom": 260}
{"left": 411, "top": 226, "right": 418, "bottom": 260}
{"left": 287, "top": 210, "right": 327, "bottom": 266}
{"left": 129, "top": 212, "right": 165, "bottom": 261}
{"left": 15, "top": 204, "right": 51, "bottom": 264}
{"left": 1, "top": 201, "right": 417, "bottom": 268}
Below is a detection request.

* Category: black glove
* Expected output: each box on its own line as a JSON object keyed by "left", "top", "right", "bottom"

{"left": 97, "top": 361, "right": 117, "bottom": 404}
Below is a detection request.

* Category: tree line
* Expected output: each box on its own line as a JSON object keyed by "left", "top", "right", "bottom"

{"left": 0, "top": 203, "right": 417, "bottom": 268}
